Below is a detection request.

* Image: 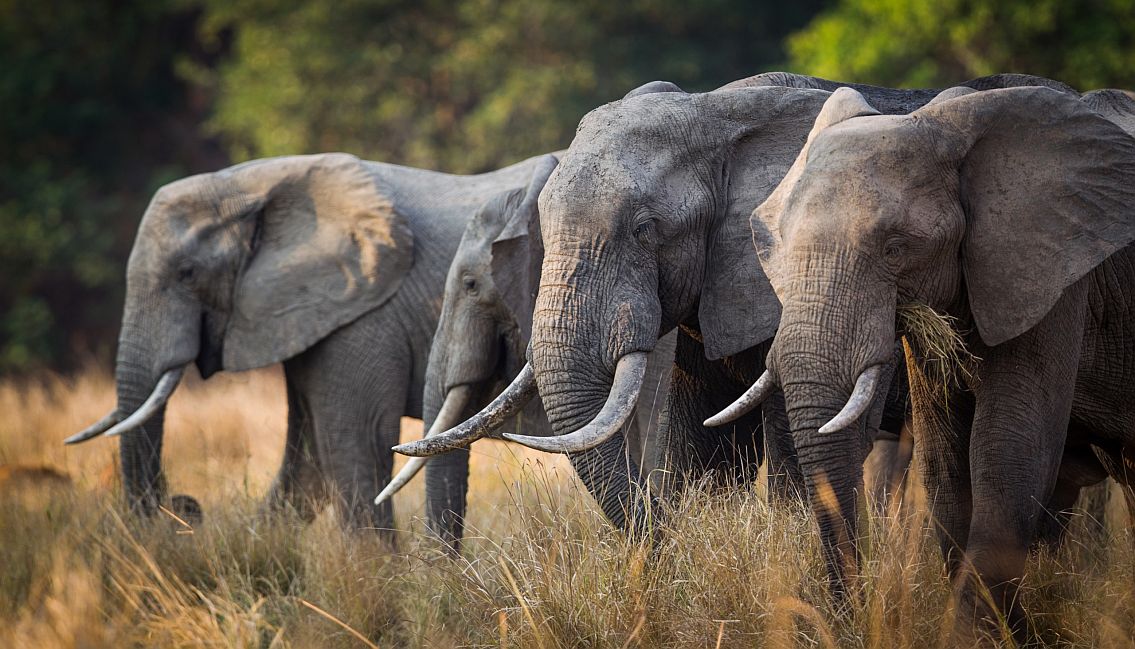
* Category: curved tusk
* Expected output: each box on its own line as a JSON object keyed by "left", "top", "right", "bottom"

{"left": 818, "top": 365, "right": 883, "bottom": 434}
{"left": 502, "top": 352, "right": 647, "bottom": 454}
{"left": 393, "top": 364, "right": 537, "bottom": 457}
{"left": 704, "top": 370, "right": 775, "bottom": 427}
{"left": 374, "top": 384, "right": 473, "bottom": 505}
{"left": 64, "top": 410, "right": 123, "bottom": 445}
{"left": 102, "top": 367, "right": 186, "bottom": 438}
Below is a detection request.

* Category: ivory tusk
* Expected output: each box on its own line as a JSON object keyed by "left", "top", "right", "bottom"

{"left": 818, "top": 365, "right": 883, "bottom": 434}
{"left": 393, "top": 364, "right": 537, "bottom": 457}
{"left": 704, "top": 370, "right": 776, "bottom": 427}
{"left": 502, "top": 352, "right": 647, "bottom": 454}
{"left": 64, "top": 410, "right": 123, "bottom": 445}
{"left": 374, "top": 385, "right": 472, "bottom": 505}
{"left": 102, "top": 367, "right": 186, "bottom": 438}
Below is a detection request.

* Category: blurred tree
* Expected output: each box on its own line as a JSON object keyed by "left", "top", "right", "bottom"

{"left": 788, "top": 0, "right": 1135, "bottom": 89}
{"left": 196, "top": 0, "right": 825, "bottom": 173}
{"left": 0, "top": 0, "right": 226, "bottom": 373}
{"left": 4, "top": 0, "right": 826, "bottom": 373}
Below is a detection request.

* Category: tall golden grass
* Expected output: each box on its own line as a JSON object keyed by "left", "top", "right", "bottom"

{"left": 0, "top": 366, "right": 1132, "bottom": 648}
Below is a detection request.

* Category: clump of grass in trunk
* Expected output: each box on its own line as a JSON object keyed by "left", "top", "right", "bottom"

{"left": 898, "top": 303, "right": 980, "bottom": 393}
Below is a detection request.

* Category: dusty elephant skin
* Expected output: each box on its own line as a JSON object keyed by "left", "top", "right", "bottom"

{"left": 751, "top": 85, "right": 1135, "bottom": 644}
{"left": 515, "top": 73, "right": 1075, "bottom": 515}
{"left": 376, "top": 153, "right": 676, "bottom": 550}
{"left": 67, "top": 152, "right": 555, "bottom": 537}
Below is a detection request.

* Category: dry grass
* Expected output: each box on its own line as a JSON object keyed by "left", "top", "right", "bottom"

{"left": 1, "top": 367, "right": 1132, "bottom": 648}
{"left": 897, "top": 303, "right": 980, "bottom": 392}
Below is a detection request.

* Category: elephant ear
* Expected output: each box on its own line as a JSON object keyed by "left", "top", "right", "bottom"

{"left": 623, "top": 80, "right": 684, "bottom": 98}
{"left": 922, "top": 87, "right": 1135, "bottom": 346}
{"left": 1080, "top": 89, "right": 1135, "bottom": 137}
{"left": 490, "top": 155, "right": 559, "bottom": 343}
{"left": 744, "top": 88, "right": 882, "bottom": 318}
{"left": 699, "top": 87, "right": 862, "bottom": 360}
{"left": 223, "top": 153, "right": 413, "bottom": 370}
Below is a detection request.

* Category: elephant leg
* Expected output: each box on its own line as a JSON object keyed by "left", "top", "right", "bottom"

{"left": 263, "top": 364, "right": 326, "bottom": 523}
{"left": 863, "top": 432, "right": 900, "bottom": 516}
{"left": 904, "top": 339, "right": 974, "bottom": 576}
{"left": 955, "top": 297, "right": 1083, "bottom": 645}
{"left": 762, "top": 390, "right": 803, "bottom": 503}
{"left": 1034, "top": 437, "right": 1110, "bottom": 551}
{"left": 290, "top": 325, "right": 409, "bottom": 543}
{"left": 864, "top": 417, "right": 914, "bottom": 517}
{"left": 1092, "top": 442, "right": 1135, "bottom": 545}
{"left": 424, "top": 446, "right": 470, "bottom": 553}
{"left": 657, "top": 329, "right": 765, "bottom": 495}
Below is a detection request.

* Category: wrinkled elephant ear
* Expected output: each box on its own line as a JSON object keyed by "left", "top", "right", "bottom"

{"left": 222, "top": 154, "right": 413, "bottom": 370}
{"left": 698, "top": 86, "right": 870, "bottom": 360}
{"left": 623, "top": 80, "right": 684, "bottom": 98}
{"left": 489, "top": 155, "right": 558, "bottom": 343}
{"left": 1080, "top": 89, "right": 1135, "bottom": 137}
{"left": 921, "top": 87, "right": 1135, "bottom": 346}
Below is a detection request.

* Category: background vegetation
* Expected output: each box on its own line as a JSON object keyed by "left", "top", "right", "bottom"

{"left": 7, "top": 0, "right": 1134, "bottom": 374}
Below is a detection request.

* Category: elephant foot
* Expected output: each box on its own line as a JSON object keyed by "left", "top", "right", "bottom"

{"left": 950, "top": 572, "right": 1037, "bottom": 648}
{"left": 168, "top": 494, "right": 204, "bottom": 529}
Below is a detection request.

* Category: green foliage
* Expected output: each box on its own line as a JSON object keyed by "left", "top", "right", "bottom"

{"left": 0, "top": 0, "right": 223, "bottom": 373}
{"left": 196, "top": 0, "right": 823, "bottom": 172}
{"left": 788, "top": 0, "right": 1135, "bottom": 89}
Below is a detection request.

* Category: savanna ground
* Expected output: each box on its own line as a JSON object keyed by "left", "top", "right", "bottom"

{"left": 0, "top": 367, "right": 1132, "bottom": 648}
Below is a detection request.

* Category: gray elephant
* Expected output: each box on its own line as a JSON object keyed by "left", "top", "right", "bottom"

{"left": 375, "top": 154, "right": 677, "bottom": 550}
{"left": 66, "top": 152, "right": 563, "bottom": 536}
{"left": 395, "top": 73, "right": 1076, "bottom": 519}
{"left": 733, "top": 85, "right": 1135, "bottom": 642}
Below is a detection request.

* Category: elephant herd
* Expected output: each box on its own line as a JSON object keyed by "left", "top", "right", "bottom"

{"left": 69, "top": 71, "right": 1135, "bottom": 644}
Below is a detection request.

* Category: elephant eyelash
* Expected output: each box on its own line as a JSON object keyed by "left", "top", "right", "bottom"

{"left": 177, "top": 265, "right": 196, "bottom": 282}
{"left": 632, "top": 217, "right": 658, "bottom": 244}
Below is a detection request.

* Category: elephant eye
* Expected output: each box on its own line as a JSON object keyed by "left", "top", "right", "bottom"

{"left": 883, "top": 236, "right": 906, "bottom": 261}
{"left": 177, "top": 265, "right": 195, "bottom": 282}
{"left": 633, "top": 218, "right": 656, "bottom": 244}
{"left": 462, "top": 275, "right": 477, "bottom": 292}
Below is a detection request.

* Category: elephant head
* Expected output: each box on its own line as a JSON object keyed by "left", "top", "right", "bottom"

{"left": 734, "top": 86, "right": 1135, "bottom": 593}
{"left": 518, "top": 85, "right": 834, "bottom": 463}
{"left": 373, "top": 155, "right": 558, "bottom": 550}
{"left": 67, "top": 154, "right": 412, "bottom": 515}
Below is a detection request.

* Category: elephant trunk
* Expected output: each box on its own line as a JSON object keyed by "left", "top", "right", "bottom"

{"left": 769, "top": 251, "right": 897, "bottom": 595}
{"left": 112, "top": 306, "right": 186, "bottom": 516}
{"left": 421, "top": 373, "right": 473, "bottom": 552}
{"left": 529, "top": 283, "right": 654, "bottom": 534}
{"left": 780, "top": 377, "right": 868, "bottom": 595}
{"left": 106, "top": 287, "right": 201, "bottom": 516}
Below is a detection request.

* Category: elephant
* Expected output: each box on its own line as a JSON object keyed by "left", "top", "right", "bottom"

{"left": 65, "top": 152, "right": 567, "bottom": 537}
{"left": 373, "top": 154, "right": 677, "bottom": 550}
{"left": 732, "top": 85, "right": 1135, "bottom": 642}
{"left": 394, "top": 73, "right": 1077, "bottom": 525}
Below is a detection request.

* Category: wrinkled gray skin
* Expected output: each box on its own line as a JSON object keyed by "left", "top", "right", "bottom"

{"left": 72, "top": 152, "right": 558, "bottom": 536}
{"left": 527, "top": 73, "right": 1075, "bottom": 516}
{"left": 412, "top": 154, "right": 676, "bottom": 550}
{"left": 753, "top": 86, "right": 1135, "bottom": 643}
